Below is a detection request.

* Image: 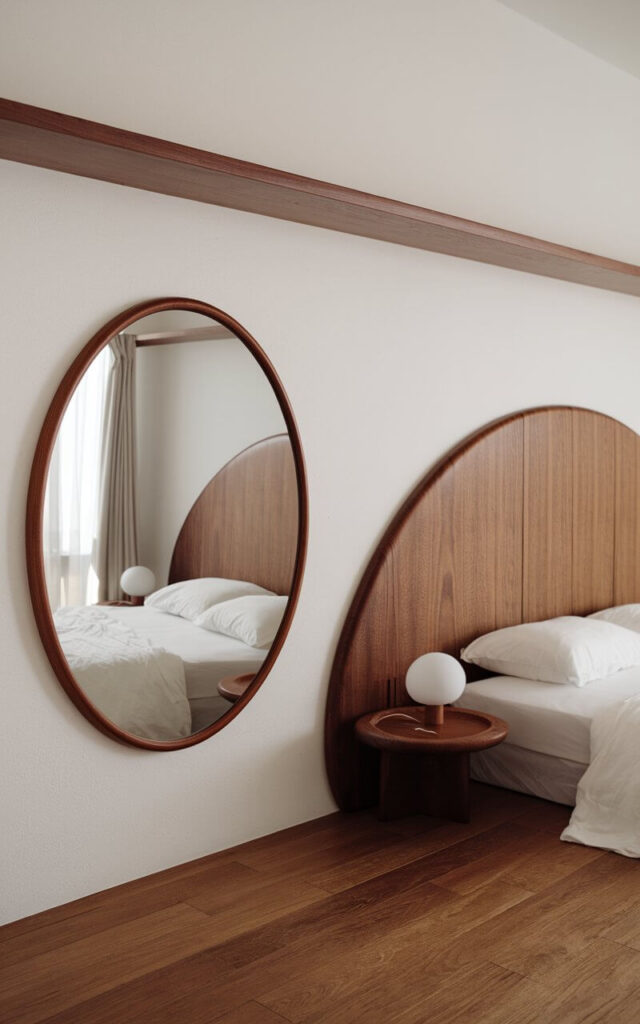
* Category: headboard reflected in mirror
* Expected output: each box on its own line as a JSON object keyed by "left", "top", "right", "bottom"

{"left": 27, "top": 298, "right": 307, "bottom": 750}
{"left": 325, "top": 406, "right": 640, "bottom": 811}
{"left": 170, "top": 434, "right": 297, "bottom": 595}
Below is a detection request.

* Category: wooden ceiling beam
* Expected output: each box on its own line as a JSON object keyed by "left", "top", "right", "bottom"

{"left": 2, "top": 97, "right": 640, "bottom": 297}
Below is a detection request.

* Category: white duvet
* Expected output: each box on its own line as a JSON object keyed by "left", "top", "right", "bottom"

{"left": 54, "top": 606, "right": 192, "bottom": 741}
{"left": 562, "top": 693, "right": 640, "bottom": 857}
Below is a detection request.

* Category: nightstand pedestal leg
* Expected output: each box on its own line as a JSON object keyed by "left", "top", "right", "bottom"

{"left": 378, "top": 750, "right": 470, "bottom": 823}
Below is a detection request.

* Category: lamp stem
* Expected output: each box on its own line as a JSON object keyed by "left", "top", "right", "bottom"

{"left": 423, "top": 704, "right": 444, "bottom": 726}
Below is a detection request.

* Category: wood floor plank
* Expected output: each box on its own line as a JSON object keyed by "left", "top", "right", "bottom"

{"left": 432, "top": 823, "right": 543, "bottom": 894}
{"left": 0, "top": 813, "right": 345, "bottom": 943}
{"left": 212, "top": 821, "right": 528, "bottom": 973}
{"left": 0, "top": 880, "right": 321, "bottom": 1024}
{"left": 530, "top": 937, "right": 640, "bottom": 1023}
{"left": 41, "top": 877, "right": 531, "bottom": 1024}
{"left": 0, "top": 904, "right": 219, "bottom": 1024}
{"left": 0, "top": 848, "right": 233, "bottom": 942}
{"left": 476, "top": 939, "right": 640, "bottom": 1024}
{"left": 306, "top": 819, "right": 488, "bottom": 894}
{"left": 185, "top": 876, "right": 330, "bottom": 936}
{"left": 19, "top": 818, "right": 537, "bottom": 1024}
{"left": 233, "top": 817, "right": 404, "bottom": 878}
{"left": 448, "top": 853, "right": 639, "bottom": 980}
{"left": 306, "top": 792, "right": 543, "bottom": 894}
{"left": 259, "top": 880, "right": 533, "bottom": 1023}
{"left": 217, "top": 1003, "right": 292, "bottom": 1024}
{"left": 270, "top": 961, "right": 522, "bottom": 1024}
{"left": 4, "top": 785, "right": 639, "bottom": 1024}
{"left": 35, "top": 884, "right": 450, "bottom": 1024}
{"left": 385, "top": 961, "right": 524, "bottom": 1024}
{"left": 0, "top": 861, "right": 264, "bottom": 968}
{"left": 434, "top": 822, "right": 603, "bottom": 898}
{"left": 601, "top": 901, "right": 640, "bottom": 948}
{"left": 513, "top": 799, "right": 573, "bottom": 834}
{"left": 501, "top": 833, "right": 604, "bottom": 893}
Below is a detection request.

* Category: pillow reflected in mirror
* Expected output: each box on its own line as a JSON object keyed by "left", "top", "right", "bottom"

{"left": 145, "top": 577, "right": 275, "bottom": 622}
{"left": 194, "top": 594, "right": 289, "bottom": 649}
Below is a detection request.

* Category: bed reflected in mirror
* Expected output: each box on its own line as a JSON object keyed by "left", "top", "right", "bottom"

{"left": 31, "top": 299, "right": 306, "bottom": 748}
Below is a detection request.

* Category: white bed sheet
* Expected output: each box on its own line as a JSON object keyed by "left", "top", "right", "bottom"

{"left": 455, "top": 666, "right": 640, "bottom": 764}
{"left": 54, "top": 606, "right": 192, "bottom": 741}
{"left": 470, "top": 744, "right": 584, "bottom": 806}
{"left": 104, "top": 605, "right": 267, "bottom": 699}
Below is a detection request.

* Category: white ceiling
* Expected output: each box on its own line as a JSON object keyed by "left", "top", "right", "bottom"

{"left": 500, "top": 0, "right": 640, "bottom": 80}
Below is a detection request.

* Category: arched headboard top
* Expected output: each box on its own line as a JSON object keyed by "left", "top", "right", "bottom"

{"left": 326, "top": 406, "right": 640, "bottom": 810}
{"left": 169, "top": 433, "right": 298, "bottom": 596}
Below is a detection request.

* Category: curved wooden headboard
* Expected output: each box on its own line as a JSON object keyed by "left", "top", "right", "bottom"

{"left": 325, "top": 406, "right": 640, "bottom": 810}
{"left": 169, "top": 433, "right": 298, "bottom": 595}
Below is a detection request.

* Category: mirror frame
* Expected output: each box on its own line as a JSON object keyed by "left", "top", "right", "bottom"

{"left": 26, "top": 297, "right": 308, "bottom": 750}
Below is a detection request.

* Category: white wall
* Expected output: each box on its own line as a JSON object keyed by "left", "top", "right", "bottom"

{"left": 134, "top": 315, "right": 286, "bottom": 583}
{"left": 2, "top": 1, "right": 640, "bottom": 923}
{"left": 2, "top": 0, "right": 640, "bottom": 262}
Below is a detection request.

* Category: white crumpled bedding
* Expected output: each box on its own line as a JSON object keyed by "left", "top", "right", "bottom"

{"left": 54, "top": 605, "right": 192, "bottom": 741}
{"left": 561, "top": 693, "right": 640, "bottom": 857}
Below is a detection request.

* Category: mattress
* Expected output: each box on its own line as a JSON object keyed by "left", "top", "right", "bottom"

{"left": 470, "top": 744, "right": 584, "bottom": 806}
{"left": 455, "top": 666, "right": 640, "bottom": 764}
{"left": 104, "top": 605, "right": 267, "bottom": 699}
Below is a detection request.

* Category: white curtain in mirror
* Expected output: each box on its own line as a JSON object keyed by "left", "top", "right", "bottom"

{"left": 43, "top": 347, "right": 111, "bottom": 611}
{"left": 96, "top": 334, "right": 138, "bottom": 601}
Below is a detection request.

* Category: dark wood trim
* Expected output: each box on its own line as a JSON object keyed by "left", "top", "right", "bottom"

{"left": 25, "top": 297, "right": 308, "bottom": 752}
{"left": 325, "top": 406, "right": 640, "bottom": 810}
{"left": 2, "top": 97, "right": 640, "bottom": 296}
{"left": 135, "top": 325, "right": 234, "bottom": 347}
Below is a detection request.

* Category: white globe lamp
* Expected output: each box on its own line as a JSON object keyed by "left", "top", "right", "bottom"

{"left": 120, "top": 566, "right": 156, "bottom": 605}
{"left": 405, "top": 652, "right": 466, "bottom": 726}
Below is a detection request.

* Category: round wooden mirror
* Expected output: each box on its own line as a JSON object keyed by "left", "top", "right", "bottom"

{"left": 26, "top": 297, "right": 307, "bottom": 750}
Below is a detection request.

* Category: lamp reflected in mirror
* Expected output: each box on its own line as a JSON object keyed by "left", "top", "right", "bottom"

{"left": 119, "top": 566, "right": 156, "bottom": 606}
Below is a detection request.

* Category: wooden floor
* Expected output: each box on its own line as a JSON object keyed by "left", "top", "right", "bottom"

{"left": 2, "top": 783, "right": 640, "bottom": 1023}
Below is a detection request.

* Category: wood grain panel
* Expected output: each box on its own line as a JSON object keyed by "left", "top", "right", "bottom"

{"left": 614, "top": 420, "right": 640, "bottom": 604}
{"left": 169, "top": 434, "right": 298, "bottom": 596}
{"left": 571, "top": 409, "right": 615, "bottom": 614}
{"left": 522, "top": 409, "right": 573, "bottom": 622}
{"left": 327, "top": 406, "right": 640, "bottom": 811}
{"left": 3, "top": 98, "right": 640, "bottom": 297}
{"left": 451, "top": 418, "right": 524, "bottom": 652}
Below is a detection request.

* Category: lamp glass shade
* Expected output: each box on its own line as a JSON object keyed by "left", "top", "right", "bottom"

{"left": 405, "top": 652, "right": 466, "bottom": 706}
{"left": 120, "top": 566, "right": 156, "bottom": 598}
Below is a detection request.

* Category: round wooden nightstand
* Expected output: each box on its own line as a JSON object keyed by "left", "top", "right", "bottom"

{"left": 217, "top": 673, "right": 255, "bottom": 703}
{"left": 355, "top": 705, "right": 508, "bottom": 823}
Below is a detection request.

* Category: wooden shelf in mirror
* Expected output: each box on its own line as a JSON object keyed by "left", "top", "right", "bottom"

{"left": 2, "top": 97, "right": 640, "bottom": 297}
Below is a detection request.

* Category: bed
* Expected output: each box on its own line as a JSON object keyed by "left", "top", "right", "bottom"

{"left": 52, "top": 433, "right": 299, "bottom": 743}
{"left": 54, "top": 603, "right": 270, "bottom": 739}
{"left": 325, "top": 405, "right": 640, "bottom": 814}
{"left": 455, "top": 668, "right": 640, "bottom": 805}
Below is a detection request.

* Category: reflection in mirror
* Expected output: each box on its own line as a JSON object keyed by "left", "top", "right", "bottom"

{"left": 41, "top": 307, "right": 301, "bottom": 744}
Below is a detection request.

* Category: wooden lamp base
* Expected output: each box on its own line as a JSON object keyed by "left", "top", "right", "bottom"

{"left": 422, "top": 704, "right": 444, "bottom": 726}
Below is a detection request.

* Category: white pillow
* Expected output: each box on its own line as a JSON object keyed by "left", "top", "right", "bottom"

{"left": 460, "top": 615, "right": 640, "bottom": 686}
{"left": 194, "top": 594, "right": 289, "bottom": 649}
{"left": 589, "top": 604, "right": 640, "bottom": 634}
{"left": 145, "top": 578, "right": 274, "bottom": 621}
